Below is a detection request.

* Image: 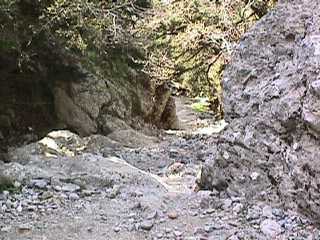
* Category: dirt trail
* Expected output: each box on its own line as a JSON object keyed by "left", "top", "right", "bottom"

{"left": 0, "top": 97, "right": 318, "bottom": 240}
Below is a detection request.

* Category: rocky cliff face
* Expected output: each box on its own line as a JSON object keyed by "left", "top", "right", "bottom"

{"left": 0, "top": 45, "right": 178, "bottom": 151}
{"left": 0, "top": 0, "right": 179, "bottom": 151}
{"left": 199, "top": 0, "right": 320, "bottom": 224}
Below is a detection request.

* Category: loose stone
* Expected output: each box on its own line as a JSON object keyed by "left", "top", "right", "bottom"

{"left": 168, "top": 210, "right": 178, "bottom": 219}
{"left": 140, "top": 220, "right": 154, "bottom": 231}
{"left": 260, "top": 219, "right": 282, "bottom": 237}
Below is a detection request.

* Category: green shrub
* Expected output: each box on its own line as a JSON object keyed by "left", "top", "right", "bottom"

{"left": 139, "top": 0, "right": 277, "bottom": 117}
{"left": 0, "top": 0, "right": 150, "bottom": 71}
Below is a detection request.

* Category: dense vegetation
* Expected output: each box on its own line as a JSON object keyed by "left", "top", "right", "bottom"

{"left": 0, "top": 0, "right": 276, "bottom": 118}
{"left": 139, "top": 0, "right": 276, "bottom": 117}
{"left": 0, "top": 0, "right": 150, "bottom": 74}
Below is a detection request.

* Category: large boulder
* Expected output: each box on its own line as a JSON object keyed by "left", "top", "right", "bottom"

{"left": 1, "top": 130, "right": 168, "bottom": 196}
{"left": 199, "top": 0, "right": 320, "bottom": 224}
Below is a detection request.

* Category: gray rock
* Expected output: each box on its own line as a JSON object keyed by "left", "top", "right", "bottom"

{"left": 26, "top": 205, "right": 37, "bottom": 211}
{"left": 0, "top": 204, "right": 7, "bottom": 213}
{"left": 5, "top": 199, "right": 13, "bottom": 209}
{"left": 2, "top": 190, "right": 9, "bottom": 197}
{"left": 54, "top": 87, "right": 95, "bottom": 136}
{"left": 189, "top": 210, "right": 198, "bottom": 216}
{"left": 81, "top": 189, "right": 95, "bottom": 197}
{"left": 223, "top": 199, "right": 233, "bottom": 210}
{"left": 68, "top": 193, "right": 80, "bottom": 201}
{"left": 193, "top": 227, "right": 205, "bottom": 235}
{"left": 146, "top": 210, "right": 158, "bottom": 220}
{"left": 272, "top": 208, "right": 284, "bottom": 218}
{"left": 127, "top": 224, "right": 135, "bottom": 232}
{"left": 247, "top": 206, "right": 261, "bottom": 221}
{"left": 205, "top": 208, "right": 215, "bottom": 214}
{"left": 140, "top": 220, "right": 154, "bottom": 231}
{"left": 228, "top": 235, "right": 239, "bottom": 240}
{"left": 197, "top": 0, "right": 320, "bottom": 224}
{"left": 0, "top": 225, "right": 11, "bottom": 232}
{"left": 278, "top": 219, "right": 294, "bottom": 231}
{"left": 30, "top": 179, "right": 48, "bottom": 189}
{"left": 310, "top": 80, "right": 320, "bottom": 97}
{"left": 262, "top": 205, "right": 274, "bottom": 218}
{"left": 53, "top": 185, "right": 62, "bottom": 191}
{"left": 167, "top": 210, "right": 178, "bottom": 219}
{"left": 156, "top": 233, "right": 164, "bottom": 239}
{"left": 233, "top": 203, "right": 243, "bottom": 214}
{"left": 204, "top": 225, "right": 214, "bottom": 233}
{"left": 196, "top": 190, "right": 214, "bottom": 198}
{"left": 159, "top": 218, "right": 166, "bottom": 223}
{"left": 61, "top": 183, "right": 80, "bottom": 192}
{"left": 16, "top": 204, "right": 22, "bottom": 212}
{"left": 173, "top": 230, "right": 183, "bottom": 237}
{"left": 13, "top": 181, "right": 21, "bottom": 188}
{"left": 260, "top": 219, "right": 282, "bottom": 237}
{"left": 106, "top": 185, "right": 120, "bottom": 199}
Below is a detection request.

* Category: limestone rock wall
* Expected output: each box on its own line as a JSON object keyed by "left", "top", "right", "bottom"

{"left": 200, "top": 0, "right": 320, "bottom": 224}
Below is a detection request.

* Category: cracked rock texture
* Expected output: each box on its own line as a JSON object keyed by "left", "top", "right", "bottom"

{"left": 200, "top": 0, "right": 320, "bottom": 224}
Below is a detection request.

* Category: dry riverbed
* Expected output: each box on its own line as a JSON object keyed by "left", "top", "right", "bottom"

{"left": 0, "top": 98, "right": 319, "bottom": 240}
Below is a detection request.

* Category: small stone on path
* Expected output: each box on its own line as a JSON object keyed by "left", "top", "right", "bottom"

{"left": 61, "top": 183, "right": 80, "bottom": 192}
{"left": 168, "top": 210, "right": 178, "bottom": 219}
{"left": 260, "top": 219, "right": 282, "bottom": 237}
{"left": 69, "top": 193, "right": 80, "bottom": 200}
{"left": 140, "top": 220, "right": 154, "bottom": 231}
{"left": 147, "top": 210, "right": 158, "bottom": 220}
{"left": 174, "top": 230, "right": 183, "bottom": 237}
{"left": 30, "top": 179, "right": 48, "bottom": 189}
{"left": 262, "top": 205, "right": 273, "bottom": 218}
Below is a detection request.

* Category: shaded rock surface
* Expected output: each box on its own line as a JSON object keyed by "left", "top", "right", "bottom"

{"left": 199, "top": 0, "right": 320, "bottom": 225}
{"left": 0, "top": 46, "right": 178, "bottom": 150}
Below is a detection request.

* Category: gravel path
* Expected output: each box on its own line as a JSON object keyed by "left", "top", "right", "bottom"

{"left": 0, "top": 98, "right": 319, "bottom": 240}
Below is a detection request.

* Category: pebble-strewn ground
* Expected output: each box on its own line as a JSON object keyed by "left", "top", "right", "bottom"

{"left": 1, "top": 98, "right": 319, "bottom": 240}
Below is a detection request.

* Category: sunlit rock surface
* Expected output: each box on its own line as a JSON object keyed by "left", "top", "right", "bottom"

{"left": 200, "top": 0, "right": 320, "bottom": 224}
